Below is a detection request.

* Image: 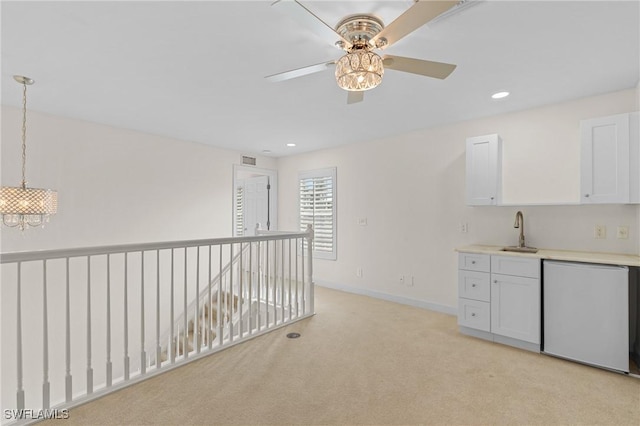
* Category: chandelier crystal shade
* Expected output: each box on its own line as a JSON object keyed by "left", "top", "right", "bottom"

{"left": 335, "top": 49, "right": 384, "bottom": 91}
{"left": 0, "top": 76, "right": 58, "bottom": 230}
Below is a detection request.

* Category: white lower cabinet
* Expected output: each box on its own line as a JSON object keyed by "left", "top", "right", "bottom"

{"left": 491, "top": 273, "right": 540, "bottom": 344}
{"left": 458, "top": 252, "right": 541, "bottom": 351}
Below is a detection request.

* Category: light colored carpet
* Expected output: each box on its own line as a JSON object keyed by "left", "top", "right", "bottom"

{"left": 54, "top": 286, "right": 640, "bottom": 425}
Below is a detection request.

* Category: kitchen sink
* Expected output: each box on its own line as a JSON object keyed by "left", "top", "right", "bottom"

{"left": 501, "top": 246, "right": 539, "bottom": 254}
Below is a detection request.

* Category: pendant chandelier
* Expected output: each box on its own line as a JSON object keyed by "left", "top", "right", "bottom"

{"left": 335, "top": 44, "right": 384, "bottom": 92}
{"left": 0, "top": 76, "right": 58, "bottom": 230}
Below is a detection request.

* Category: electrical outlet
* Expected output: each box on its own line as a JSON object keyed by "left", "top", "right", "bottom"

{"left": 357, "top": 217, "right": 368, "bottom": 226}
{"left": 356, "top": 267, "right": 363, "bottom": 278}
{"left": 617, "top": 226, "right": 629, "bottom": 239}
{"left": 594, "top": 225, "right": 607, "bottom": 239}
{"left": 460, "top": 222, "right": 468, "bottom": 233}
{"left": 408, "top": 276, "right": 415, "bottom": 287}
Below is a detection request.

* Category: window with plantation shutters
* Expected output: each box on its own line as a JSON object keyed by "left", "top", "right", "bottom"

{"left": 299, "top": 168, "right": 337, "bottom": 260}
{"left": 235, "top": 185, "right": 244, "bottom": 236}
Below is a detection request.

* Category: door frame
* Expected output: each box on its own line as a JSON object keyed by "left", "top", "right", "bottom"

{"left": 232, "top": 164, "right": 278, "bottom": 235}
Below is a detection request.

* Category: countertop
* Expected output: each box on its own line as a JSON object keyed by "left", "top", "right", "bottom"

{"left": 456, "top": 245, "right": 640, "bottom": 267}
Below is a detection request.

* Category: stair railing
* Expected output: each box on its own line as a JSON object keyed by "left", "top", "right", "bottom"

{"left": 0, "top": 226, "right": 313, "bottom": 424}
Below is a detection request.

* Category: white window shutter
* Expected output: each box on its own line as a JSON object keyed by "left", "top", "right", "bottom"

{"left": 299, "top": 168, "right": 337, "bottom": 260}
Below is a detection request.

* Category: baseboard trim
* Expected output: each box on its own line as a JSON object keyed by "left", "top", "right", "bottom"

{"left": 314, "top": 280, "right": 457, "bottom": 315}
{"left": 459, "top": 326, "right": 540, "bottom": 353}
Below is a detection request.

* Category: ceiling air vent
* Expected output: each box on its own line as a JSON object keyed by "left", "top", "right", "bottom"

{"left": 242, "top": 155, "right": 257, "bottom": 166}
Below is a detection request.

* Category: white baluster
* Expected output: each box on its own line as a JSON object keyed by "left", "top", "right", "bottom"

{"left": 248, "top": 242, "right": 253, "bottom": 335}
{"left": 264, "top": 241, "right": 271, "bottom": 328}
{"left": 156, "top": 250, "right": 161, "bottom": 369}
{"left": 183, "top": 247, "right": 188, "bottom": 359}
{"left": 106, "top": 254, "right": 112, "bottom": 386}
{"left": 42, "top": 260, "right": 50, "bottom": 408}
{"left": 65, "top": 258, "right": 72, "bottom": 402}
{"left": 301, "top": 237, "right": 306, "bottom": 314}
{"left": 239, "top": 242, "right": 243, "bottom": 339}
{"left": 140, "top": 252, "right": 146, "bottom": 375}
{"left": 280, "top": 240, "right": 285, "bottom": 324}
{"left": 295, "top": 239, "right": 300, "bottom": 318}
{"left": 288, "top": 238, "right": 293, "bottom": 321}
{"left": 307, "top": 225, "right": 314, "bottom": 314}
{"left": 16, "top": 262, "right": 25, "bottom": 410}
{"left": 218, "top": 246, "right": 223, "bottom": 346}
{"left": 272, "top": 240, "right": 277, "bottom": 327}
{"left": 87, "top": 256, "right": 93, "bottom": 394}
{"left": 195, "top": 246, "right": 200, "bottom": 353}
{"left": 276, "top": 240, "right": 280, "bottom": 324}
{"left": 257, "top": 241, "right": 262, "bottom": 331}
{"left": 170, "top": 249, "right": 175, "bottom": 364}
{"left": 208, "top": 245, "right": 213, "bottom": 350}
{"left": 124, "top": 253, "right": 130, "bottom": 380}
{"left": 229, "top": 244, "right": 234, "bottom": 342}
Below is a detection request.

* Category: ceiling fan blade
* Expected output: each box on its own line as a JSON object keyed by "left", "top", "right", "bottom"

{"left": 383, "top": 55, "right": 457, "bottom": 79}
{"left": 346, "top": 91, "right": 364, "bottom": 104}
{"left": 265, "top": 60, "right": 336, "bottom": 83}
{"left": 273, "top": 0, "right": 351, "bottom": 49}
{"left": 372, "top": 0, "right": 458, "bottom": 49}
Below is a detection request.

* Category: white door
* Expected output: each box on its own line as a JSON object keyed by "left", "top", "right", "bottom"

{"left": 240, "top": 175, "right": 270, "bottom": 236}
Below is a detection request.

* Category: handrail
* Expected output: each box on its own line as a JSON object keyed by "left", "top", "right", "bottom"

{"left": 0, "top": 230, "right": 311, "bottom": 263}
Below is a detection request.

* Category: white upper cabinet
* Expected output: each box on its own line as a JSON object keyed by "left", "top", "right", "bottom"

{"left": 466, "top": 134, "right": 502, "bottom": 205}
{"left": 580, "top": 112, "right": 639, "bottom": 203}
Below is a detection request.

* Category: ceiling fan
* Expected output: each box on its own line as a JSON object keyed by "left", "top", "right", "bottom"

{"left": 266, "top": 0, "right": 461, "bottom": 104}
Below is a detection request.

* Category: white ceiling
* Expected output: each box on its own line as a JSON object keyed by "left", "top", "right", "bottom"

{"left": 1, "top": 1, "right": 638, "bottom": 157}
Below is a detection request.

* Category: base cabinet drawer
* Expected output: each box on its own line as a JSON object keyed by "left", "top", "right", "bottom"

{"left": 458, "top": 298, "right": 490, "bottom": 332}
{"left": 458, "top": 253, "right": 490, "bottom": 272}
{"left": 491, "top": 255, "right": 540, "bottom": 278}
{"left": 458, "top": 270, "right": 490, "bottom": 302}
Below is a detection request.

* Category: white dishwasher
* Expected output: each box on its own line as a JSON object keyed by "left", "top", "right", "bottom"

{"left": 543, "top": 260, "right": 629, "bottom": 372}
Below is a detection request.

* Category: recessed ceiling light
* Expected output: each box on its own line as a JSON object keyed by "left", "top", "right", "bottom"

{"left": 491, "top": 91, "right": 510, "bottom": 99}
{"left": 286, "top": 143, "right": 296, "bottom": 147}
{"left": 262, "top": 149, "right": 271, "bottom": 153}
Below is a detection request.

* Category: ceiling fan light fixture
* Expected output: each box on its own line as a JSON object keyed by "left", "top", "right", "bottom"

{"left": 335, "top": 50, "right": 384, "bottom": 91}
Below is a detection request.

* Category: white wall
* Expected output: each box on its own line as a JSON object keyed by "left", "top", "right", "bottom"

{"left": 0, "top": 107, "right": 276, "bottom": 252}
{"left": 276, "top": 88, "right": 640, "bottom": 313}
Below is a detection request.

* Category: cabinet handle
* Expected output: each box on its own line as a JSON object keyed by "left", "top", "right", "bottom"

{"left": 584, "top": 194, "right": 590, "bottom": 198}
{"left": 471, "top": 313, "right": 476, "bottom": 317}
{"left": 471, "top": 284, "right": 476, "bottom": 287}
{"left": 471, "top": 261, "right": 476, "bottom": 264}
{"left": 493, "top": 280, "right": 497, "bottom": 283}
{"left": 490, "top": 196, "right": 494, "bottom": 200}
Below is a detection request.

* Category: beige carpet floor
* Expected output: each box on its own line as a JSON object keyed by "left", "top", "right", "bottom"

{"left": 54, "top": 286, "right": 640, "bottom": 425}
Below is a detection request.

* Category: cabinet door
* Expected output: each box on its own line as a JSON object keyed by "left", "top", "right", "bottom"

{"left": 630, "top": 112, "right": 639, "bottom": 203}
{"left": 580, "top": 113, "right": 630, "bottom": 203}
{"left": 466, "top": 134, "right": 502, "bottom": 205}
{"left": 490, "top": 273, "right": 540, "bottom": 344}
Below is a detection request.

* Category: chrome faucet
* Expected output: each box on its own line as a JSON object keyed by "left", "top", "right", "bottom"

{"left": 514, "top": 211, "right": 525, "bottom": 248}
